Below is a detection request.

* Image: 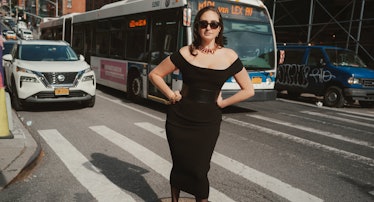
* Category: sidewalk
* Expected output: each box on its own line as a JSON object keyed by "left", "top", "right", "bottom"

{"left": 0, "top": 108, "right": 41, "bottom": 190}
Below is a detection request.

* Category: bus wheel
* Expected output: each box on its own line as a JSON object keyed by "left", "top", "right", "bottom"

{"left": 127, "top": 72, "right": 142, "bottom": 101}
{"left": 324, "top": 86, "right": 345, "bottom": 108}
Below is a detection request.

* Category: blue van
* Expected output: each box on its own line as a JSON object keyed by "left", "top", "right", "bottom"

{"left": 276, "top": 44, "right": 374, "bottom": 107}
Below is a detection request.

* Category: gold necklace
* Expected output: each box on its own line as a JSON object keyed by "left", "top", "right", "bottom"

{"left": 198, "top": 44, "right": 218, "bottom": 54}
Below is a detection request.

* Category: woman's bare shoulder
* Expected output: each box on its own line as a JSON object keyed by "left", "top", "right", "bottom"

{"left": 179, "top": 46, "right": 190, "bottom": 53}
{"left": 179, "top": 46, "right": 193, "bottom": 59}
{"left": 220, "top": 47, "right": 239, "bottom": 61}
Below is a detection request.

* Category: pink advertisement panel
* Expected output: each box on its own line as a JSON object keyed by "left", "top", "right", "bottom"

{"left": 100, "top": 59, "right": 127, "bottom": 84}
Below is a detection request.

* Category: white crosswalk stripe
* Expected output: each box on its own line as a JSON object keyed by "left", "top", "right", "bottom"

{"left": 38, "top": 129, "right": 136, "bottom": 202}
{"left": 300, "top": 111, "right": 374, "bottom": 128}
{"left": 247, "top": 114, "right": 374, "bottom": 149}
{"left": 223, "top": 116, "right": 374, "bottom": 167}
{"left": 134, "top": 122, "right": 323, "bottom": 202}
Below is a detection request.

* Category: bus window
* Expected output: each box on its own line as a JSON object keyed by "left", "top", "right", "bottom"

{"left": 96, "top": 20, "right": 110, "bottom": 56}
{"left": 84, "top": 23, "right": 93, "bottom": 63}
{"left": 150, "top": 15, "right": 179, "bottom": 65}
{"left": 72, "top": 25, "right": 84, "bottom": 55}
{"left": 110, "top": 17, "right": 125, "bottom": 58}
{"left": 125, "top": 17, "right": 147, "bottom": 61}
{"left": 148, "top": 11, "right": 180, "bottom": 98}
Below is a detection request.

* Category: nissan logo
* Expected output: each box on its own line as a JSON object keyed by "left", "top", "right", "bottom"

{"left": 57, "top": 74, "right": 65, "bottom": 82}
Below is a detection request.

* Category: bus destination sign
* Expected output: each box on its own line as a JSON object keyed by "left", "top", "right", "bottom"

{"left": 196, "top": 0, "right": 254, "bottom": 17}
{"left": 129, "top": 19, "right": 147, "bottom": 28}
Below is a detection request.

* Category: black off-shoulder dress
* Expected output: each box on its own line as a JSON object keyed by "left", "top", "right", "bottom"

{"left": 166, "top": 51, "right": 243, "bottom": 199}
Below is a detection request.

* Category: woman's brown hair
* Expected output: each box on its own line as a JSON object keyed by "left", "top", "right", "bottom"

{"left": 189, "top": 6, "right": 224, "bottom": 56}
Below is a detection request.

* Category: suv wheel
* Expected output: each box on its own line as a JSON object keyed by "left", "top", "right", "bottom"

{"left": 83, "top": 96, "right": 95, "bottom": 108}
{"left": 324, "top": 86, "right": 345, "bottom": 108}
{"left": 11, "top": 79, "right": 24, "bottom": 111}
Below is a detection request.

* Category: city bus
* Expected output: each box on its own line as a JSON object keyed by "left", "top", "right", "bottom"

{"left": 40, "top": 0, "right": 277, "bottom": 104}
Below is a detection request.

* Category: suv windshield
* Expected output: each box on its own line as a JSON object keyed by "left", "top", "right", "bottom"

{"left": 19, "top": 44, "right": 79, "bottom": 61}
{"left": 325, "top": 49, "right": 367, "bottom": 67}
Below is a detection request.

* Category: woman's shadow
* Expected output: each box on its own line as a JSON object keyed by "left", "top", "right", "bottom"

{"left": 90, "top": 153, "right": 159, "bottom": 201}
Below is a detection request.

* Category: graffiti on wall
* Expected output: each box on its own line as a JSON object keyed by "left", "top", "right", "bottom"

{"left": 276, "top": 64, "right": 335, "bottom": 87}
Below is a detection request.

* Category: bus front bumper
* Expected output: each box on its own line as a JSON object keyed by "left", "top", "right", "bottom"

{"left": 222, "top": 89, "right": 277, "bottom": 102}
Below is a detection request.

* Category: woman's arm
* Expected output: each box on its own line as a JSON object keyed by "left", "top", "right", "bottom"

{"left": 148, "top": 56, "right": 182, "bottom": 103}
{"left": 217, "top": 67, "right": 254, "bottom": 108}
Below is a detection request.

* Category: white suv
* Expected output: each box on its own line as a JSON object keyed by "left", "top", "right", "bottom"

{"left": 3, "top": 40, "right": 96, "bottom": 110}
{"left": 20, "top": 29, "right": 34, "bottom": 40}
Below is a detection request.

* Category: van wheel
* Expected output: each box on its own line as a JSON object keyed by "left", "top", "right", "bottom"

{"left": 324, "top": 86, "right": 345, "bottom": 108}
{"left": 359, "top": 101, "right": 374, "bottom": 108}
{"left": 127, "top": 71, "right": 142, "bottom": 101}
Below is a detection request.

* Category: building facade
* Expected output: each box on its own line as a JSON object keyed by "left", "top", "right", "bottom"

{"left": 85, "top": 0, "right": 120, "bottom": 11}
{"left": 264, "top": 0, "right": 374, "bottom": 66}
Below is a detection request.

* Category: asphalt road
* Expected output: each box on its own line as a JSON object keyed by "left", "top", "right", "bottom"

{"left": 0, "top": 85, "right": 373, "bottom": 202}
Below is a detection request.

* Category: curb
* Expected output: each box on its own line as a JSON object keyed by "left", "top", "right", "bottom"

{"left": 0, "top": 110, "right": 41, "bottom": 190}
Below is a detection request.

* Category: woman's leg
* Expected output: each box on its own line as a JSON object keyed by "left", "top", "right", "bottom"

{"left": 171, "top": 186, "right": 180, "bottom": 202}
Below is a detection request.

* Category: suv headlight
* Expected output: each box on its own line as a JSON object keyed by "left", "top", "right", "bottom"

{"left": 16, "top": 66, "right": 34, "bottom": 74}
{"left": 82, "top": 75, "right": 95, "bottom": 82}
{"left": 82, "top": 68, "right": 95, "bottom": 82}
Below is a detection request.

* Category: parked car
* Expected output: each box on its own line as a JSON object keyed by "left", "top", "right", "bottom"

{"left": 15, "top": 21, "right": 27, "bottom": 36}
{"left": 3, "top": 40, "right": 17, "bottom": 55}
{"left": 276, "top": 44, "right": 374, "bottom": 108}
{"left": 20, "top": 29, "right": 33, "bottom": 40}
{"left": 2, "top": 40, "right": 17, "bottom": 88}
{"left": 3, "top": 17, "right": 16, "bottom": 30}
{"left": 3, "top": 30, "right": 17, "bottom": 40}
{"left": 3, "top": 40, "right": 96, "bottom": 110}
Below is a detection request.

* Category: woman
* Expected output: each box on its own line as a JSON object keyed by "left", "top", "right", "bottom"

{"left": 149, "top": 6, "right": 254, "bottom": 202}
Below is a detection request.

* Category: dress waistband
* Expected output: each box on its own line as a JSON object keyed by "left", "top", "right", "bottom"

{"left": 181, "top": 84, "right": 220, "bottom": 103}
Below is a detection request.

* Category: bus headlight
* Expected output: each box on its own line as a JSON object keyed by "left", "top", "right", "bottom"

{"left": 266, "top": 77, "right": 272, "bottom": 85}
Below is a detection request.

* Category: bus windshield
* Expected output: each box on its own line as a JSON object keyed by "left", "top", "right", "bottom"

{"left": 223, "top": 19, "right": 275, "bottom": 71}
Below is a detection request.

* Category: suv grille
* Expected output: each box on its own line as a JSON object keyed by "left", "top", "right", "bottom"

{"left": 362, "top": 79, "right": 374, "bottom": 88}
{"left": 39, "top": 72, "right": 83, "bottom": 87}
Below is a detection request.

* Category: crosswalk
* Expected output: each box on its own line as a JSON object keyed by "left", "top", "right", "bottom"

{"left": 37, "top": 108, "right": 374, "bottom": 202}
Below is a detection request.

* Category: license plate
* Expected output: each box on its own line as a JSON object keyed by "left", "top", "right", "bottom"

{"left": 251, "top": 77, "right": 262, "bottom": 84}
{"left": 54, "top": 88, "right": 69, "bottom": 95}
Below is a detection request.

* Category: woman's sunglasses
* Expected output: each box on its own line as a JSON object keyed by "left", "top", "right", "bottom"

{"left": 198, "top": 20, "right": 220, "bottom": 29}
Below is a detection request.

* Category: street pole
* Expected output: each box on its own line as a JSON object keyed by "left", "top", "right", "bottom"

{"left": 9, "top": 0, "right": 12, "bottom": 17}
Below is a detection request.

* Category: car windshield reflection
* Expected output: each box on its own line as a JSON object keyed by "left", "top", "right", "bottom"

{"left": 19, "top": 45, "right": 79, "bottom": 61}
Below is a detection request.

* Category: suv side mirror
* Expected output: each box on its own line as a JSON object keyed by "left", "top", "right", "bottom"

{"left": 79, "top": 55, "right": 85, "bottom": 61}
{"left": 3, "top": 54, "right": 13, "bottom": 61}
